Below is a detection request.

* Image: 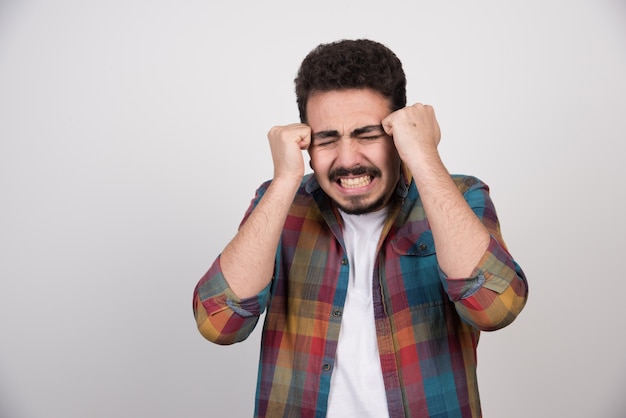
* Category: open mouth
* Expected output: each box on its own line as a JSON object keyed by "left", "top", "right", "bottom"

{"left": 338, "top": 175, "right": 372, "bottom": 189}
{"left": 330, "top": 166, "right": 380, "bottom": 190}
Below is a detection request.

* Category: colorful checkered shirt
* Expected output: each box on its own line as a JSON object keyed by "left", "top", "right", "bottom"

{"left": 193, "top": 168, "right": 528, "bottom": 417}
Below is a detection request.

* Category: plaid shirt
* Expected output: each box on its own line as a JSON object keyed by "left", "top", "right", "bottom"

{"left": 193, "top": 168, "right": 528, "bottom": 417}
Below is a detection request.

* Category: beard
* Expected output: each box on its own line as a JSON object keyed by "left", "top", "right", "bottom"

{"left": 333, "top": 194, "right": 388, "bottom": 215}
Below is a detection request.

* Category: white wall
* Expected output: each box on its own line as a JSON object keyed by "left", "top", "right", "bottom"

{"left": 1, "top": 1, "right": 625, "bottom": 417}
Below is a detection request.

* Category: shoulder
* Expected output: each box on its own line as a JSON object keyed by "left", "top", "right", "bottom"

{"left": 450, "top": 174, "right": 489, "bottom": 194}
{"left": 251, "top": 174, "right": 316, "bottom": 207}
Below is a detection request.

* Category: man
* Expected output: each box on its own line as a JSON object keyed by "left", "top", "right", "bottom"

{"left": 193, "top": 39, "right": 528, "bottom": 417}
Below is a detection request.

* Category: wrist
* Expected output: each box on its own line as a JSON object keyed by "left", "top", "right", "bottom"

{"left": 271, "top": 173, "right": 304, "bottom": 189}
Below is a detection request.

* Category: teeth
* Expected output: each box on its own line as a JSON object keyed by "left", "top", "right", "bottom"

{"left": 339, "top": 176, "right": 371, "bottom": 189}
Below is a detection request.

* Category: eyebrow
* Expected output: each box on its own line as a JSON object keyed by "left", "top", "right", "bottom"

{"left": 311, "top": 124, "right": 385, "bottom": 141}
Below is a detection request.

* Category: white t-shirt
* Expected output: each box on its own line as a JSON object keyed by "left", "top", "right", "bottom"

{"left": 327, "top": 208, "right": 390, "bottom": 418}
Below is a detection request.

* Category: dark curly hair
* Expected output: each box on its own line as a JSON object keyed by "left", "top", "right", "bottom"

{"left": 295, "top": 39, "right": 406, "bottom": 123}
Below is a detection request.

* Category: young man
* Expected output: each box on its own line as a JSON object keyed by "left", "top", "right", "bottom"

{"left": 193, "top": 39, "right": 528, "bottom": 417}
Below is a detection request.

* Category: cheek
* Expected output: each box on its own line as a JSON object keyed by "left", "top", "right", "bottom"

{"left": 367, "top": 145, "right": 398, "bottom": 170}
{"left": 382, "top": 145, "right": 401, "bottom": 169}
{"left": 308, "top": 152, "right": 331, "bottom": 174}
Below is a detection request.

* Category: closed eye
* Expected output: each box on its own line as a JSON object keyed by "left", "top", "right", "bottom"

{"left": 358, "top": 134, "right": 386, "bottom": 141}
{"left": 312, "top": 130, "right": 340, "bottom": 147}
{"left": 352, "top": 125, "right": 387, "bottom": 141}
{"left": 314, "top": 137, "right": 339, "bottom": 147}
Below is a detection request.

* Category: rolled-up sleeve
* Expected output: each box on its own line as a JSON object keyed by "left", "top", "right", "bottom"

{"left": 193, "top": 182, "right": 273, "bottom": 345}
{"left": 193, "top": 256, "right": 271, "bottom": 345}
{"left": 440, "top": 176, "right": 528, "bottom": 331}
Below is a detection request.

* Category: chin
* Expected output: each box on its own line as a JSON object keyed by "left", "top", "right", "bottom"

{"left": 334, "top": 195, "right": 387, "bottom": 215}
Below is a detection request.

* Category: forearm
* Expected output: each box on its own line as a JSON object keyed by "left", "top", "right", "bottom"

{"left": 220, "top": 176, "right": 301, "bottom": 298}
{"left": 425, "top": 174, "right": 528, "bottom": 330}
{"left": 405, "top": 151, "right": 490, "bottom": 278}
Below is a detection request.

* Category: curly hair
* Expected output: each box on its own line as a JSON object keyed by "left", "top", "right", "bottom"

{"left": 294, "top": 39, "right": 406, "bottom": 123}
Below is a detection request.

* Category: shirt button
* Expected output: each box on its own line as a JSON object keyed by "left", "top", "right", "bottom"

{"left": 341, "top": 258, "right": 348, "bottom": 265}
{"left": 322, "top": 364, "right": 332, "bottom": 371}
{"left": 418, "top": 243, "right": 428, "bottom": 251}
{"left": 332, "top": 310, "right": 342, "bottom": 318}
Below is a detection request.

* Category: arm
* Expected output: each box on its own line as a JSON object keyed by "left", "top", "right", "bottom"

{"left": 193, "top": 124, "right": 312, "bottom": 343}
{"left": 383, "top": 105, "right": 527, "bottom": 330}
{"left": 220, "top": 124, "right": 311, "bottom": 298}
{"left": 383, "top": 104, "right": 490, "bottom": 279}
{"left": 441, "top": 176, "right": 528, "bottom": 330}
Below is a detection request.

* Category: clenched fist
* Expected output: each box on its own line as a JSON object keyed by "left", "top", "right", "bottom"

{"left": 382, "top": 103, "right": 441, "bottom": 162}
{"left": 267, "top": 123, "right": 312, "bottom": 181}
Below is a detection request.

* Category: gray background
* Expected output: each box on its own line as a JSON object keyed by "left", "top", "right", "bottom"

{"left": 1, "top": 0, "right": 625, "bottom": 417}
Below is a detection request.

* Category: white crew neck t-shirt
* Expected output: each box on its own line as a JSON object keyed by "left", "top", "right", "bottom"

{"left": 327, "top": 208, "right": 390, "bottom": 418}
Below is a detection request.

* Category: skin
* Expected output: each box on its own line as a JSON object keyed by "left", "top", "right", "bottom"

{"left": 219, "top": 88, "right": 490, "bottom": 299}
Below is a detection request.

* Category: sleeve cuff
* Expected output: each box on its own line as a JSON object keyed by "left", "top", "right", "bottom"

{"left": 440, "top": 235, "right": 516, "bottom": 301}
{"left": 225, "top": 283, "right": 271, "bottom": 318}
{"left": 196, "top": 256, "right": 271, "bottom": 318}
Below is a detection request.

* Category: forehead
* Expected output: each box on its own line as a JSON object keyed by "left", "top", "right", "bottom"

{"left": 306, "top": 89, "right": 392, "bottom": 131}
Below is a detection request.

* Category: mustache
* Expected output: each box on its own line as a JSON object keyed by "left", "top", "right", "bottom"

{"left": 328, "top": 166, "right": 381, "bottom": 182}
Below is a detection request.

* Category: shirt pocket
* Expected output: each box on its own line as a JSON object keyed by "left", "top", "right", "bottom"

{"left": 389, "top": 230, "right": 448, "bottom": 310}
{"left": 391, "top": 229, "right": 436, "bottom": 256}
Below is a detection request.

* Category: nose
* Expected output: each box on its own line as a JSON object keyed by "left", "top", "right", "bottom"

{"left": 335, "top": 137, "right": 362, "bottom": 168}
